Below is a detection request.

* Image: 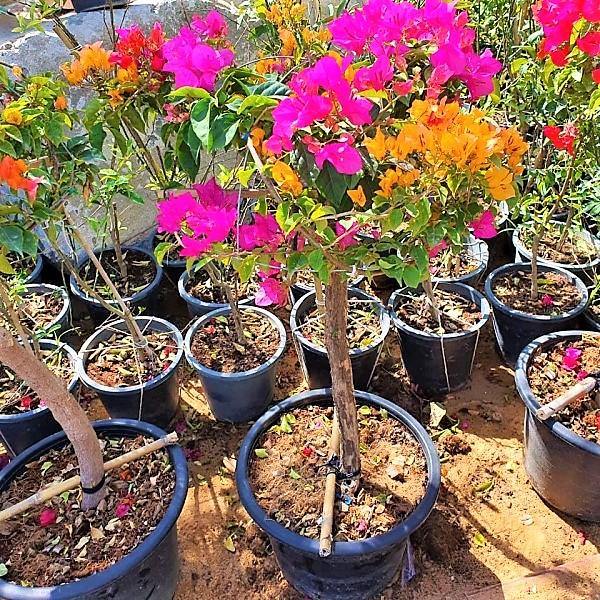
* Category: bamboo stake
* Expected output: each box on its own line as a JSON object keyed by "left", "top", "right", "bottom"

{"left": 536, "top": 378, "right": 597, "bottom": 421}
{"left": 0, "top": 432, "right": 179, "bottom": 523}
{"left": 319, "top": 418, "right": 340, "bottom": 558}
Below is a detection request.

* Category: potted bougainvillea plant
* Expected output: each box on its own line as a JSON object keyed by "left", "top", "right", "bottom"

{"left": 0, "top": 91, "right": 188, "bottom": 599}
{"left": 142, "top": 0, "right": 531, "bottom": 595}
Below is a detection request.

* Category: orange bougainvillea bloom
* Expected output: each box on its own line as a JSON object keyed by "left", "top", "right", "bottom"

{"left": 348, "top": 185, "right": 367, "bottom": 207}
{"left": 54, "top": 96, "right": 68, "bottom": 110}
{"left": 108, "top": 89, "right": 124, "bottom": 107}
{"left": 364, "top": 127, "right": 386, "bottom": 161}
{"left": 377, "top": 167, "right": 420, "bottom": 197}
{"left": 279, "top": 28, "right": 297, "bottom": 57}
{"left": 272, "top": 161, "right": 303, "bottom": 196}
{"left": 0, "top": 156, "right": 38, "bottom": 200}
{"left": 3, "top": 106, "right": 23, "bottom": 126}
{"left": 61, "top": 42, "right": 112, "bottom": 85}
{"left": 485, "top": 166, "right": 515, "bottom": 201}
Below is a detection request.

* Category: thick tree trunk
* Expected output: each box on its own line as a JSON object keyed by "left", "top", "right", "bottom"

{"left": 0, "top": 328, "right": 106, "bottom": 509}
{"left": 324, "top": 271, "right": 361, "bottom": 484}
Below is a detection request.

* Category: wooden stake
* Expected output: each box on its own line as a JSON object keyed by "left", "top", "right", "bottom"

{"left": 319, "top": 418, "right": 340, "bottom": 558}
{"left": 0, "top": 432, "right": 179, "bottom": 523}
{"left": 536, "top": 378, "right": 597, "bottom": 421}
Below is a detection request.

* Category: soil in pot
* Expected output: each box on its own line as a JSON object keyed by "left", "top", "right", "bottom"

{"left": 249, "top": 404, "right": 427, "bottom": 540}
{"left": 429, "top": 249, "right": 479, "bottom": 280}
{"left": 190, "top": 312, "right": 279, "bottom": 373}
{"left": 0, "top": 345, "right": 74, "bottom": 415}
{"left": 85, "top": 330, "right": 178, "bottom": 387}
{"left": 527, "top": 335, "right": 600, "bottom": 443}
{"left": 0, "top": 433, "right": 175, "bottom": 586}
{"left": 80, "top": 249, "right": 156, "bottom": 301}
{"left": 2, "top": 254, "right": 39, "bottom": 282}
{"left": 491, "top": 269, "right": 583, "bottom": 315}
{"left": 521, "top": 226, "right": 598, "bottom": 265}
{"left": 296, "top": 298, "right": 382, "bottom": 351}
{"left": 393, "top": 288, "right": 481, "bottom": 334}
{"left": 18, "top": 288, "right": 65, "bottom": 332}
{"left": 185, "top": 269, "right": 257, "bottom": 304}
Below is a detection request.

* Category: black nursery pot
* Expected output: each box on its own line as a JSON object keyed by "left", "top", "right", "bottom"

{"left": 582, "top": 307, "right": 600, "bottom": 332}
{"left": 21, "top": 254, "right": 43, "bottom": 284}
{"left": 290, "top": 288, "right": 390, "bottom": 391}
{"left": 0, "top": 340, "right": 78, "bottom": 458}
{"left": 184, "top": 306, "right": 286, "bottom": 423}
{"left": 513, "top": 224, "right": 600, "bottom": 286}
{"left": 22, "top": 283, "right": 71, "bottom": 335}
{"left": 484, "top": 263, "right": 589, "bottom": 367}
{"left": 431, "top": 236, "right": 489, "bottom": 288}
{"left": 389, "top": 282, "right": 490, "bottom": 397}
{"left": 515, "top": 331, "right": 600, "bottom": 521}
{"left": 69, "top": 246, "right": 163, "bottom": 326}
{"left": 236, "top": 389, "right": 441, "bottom": 600}
{"left": 78, "top": 317, "right": 183, "bottom": 429}
{"left": 0, "top": 418, "right": 188, "bottom": 599}
{"left": 178, "top": 270, "right": 253, "bottom": 319}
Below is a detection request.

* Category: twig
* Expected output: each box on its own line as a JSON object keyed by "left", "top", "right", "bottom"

{"left": 319, "top": 418, "right": 340, "bottom": 557}
{"left": 0, "top": 432, "right": 179, "bottom": 523}
{"left": 536, "top": 377, "right": 597, "bottom": 421}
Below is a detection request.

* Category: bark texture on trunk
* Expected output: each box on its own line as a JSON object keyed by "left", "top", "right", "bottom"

{"left": 0, "top": 328, "right": 106, "bottom": 509}
{"left": 324, "top": 271, "right": 361, "bottom": 481}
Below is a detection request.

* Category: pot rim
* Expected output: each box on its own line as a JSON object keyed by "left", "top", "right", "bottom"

{"left": 235, "top": 388, "right": 441, "bottom": 557}
{"left": 0, "top": 418, "right": 188, "bottom": 599}
{"left": 431, "top": 236, "right": 489, "bottom": 285}
{"left": 178, "top": 269, "right": 253, "bottom": 311}
{"left": 484, "top": 263, "right": 590, "bottom": 321}
{"left": 184, "top": 305, "right": 286, "bottom": 379}
{"left": 22, "top": 253, "right": 43, "bottom": 284}
{"left": 0, "top": 339, "right": 79, "bottom": 423}
{"left": 69, "top": 246, "right": 163, "bottom": 308}
{"left": 515, "top": 330, "right": 600, "bottom": 457}
{"left": 513, "top": 223, "right": 600, "bottom": 270}
{"left": 389, "top": 282, "right": 490, "bottom": 340}
{"left": 77, "top": 316, "right": 183, "bottom": 395}
{"left": 22, "top": 283, "right": 70, "bottom": 332}
{"left": 290, "top": 287, "right": 390, "bottom": 357}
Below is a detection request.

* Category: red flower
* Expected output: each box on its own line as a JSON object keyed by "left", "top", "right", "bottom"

{"left": 595, "top": 412, "right": 600, "bottom": 431}
{"left": 543, "top": 124, "right": 579, "bottom": 155}
{"left": 20, "top": 395, "right": 33, "bottom": 409}
{"left": 301, "top": 446, "right": 314, "bottom": 458}
{"left": 592, "top": 68, "right": 600, "bottom": 85}
{"left": 549, "top": 45, "right": 570, "bottom": 66}
{"left": 39, "top": 507, "right": 57, "bottom": 527}
{"left": 577, "top": 31, "right": 600, "bottom": 57}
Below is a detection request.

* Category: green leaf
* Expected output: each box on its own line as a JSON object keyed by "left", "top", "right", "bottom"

{"left": 0, "top": 225, "right": 23, "bottom": 254}
{"left": 0, "top": 138, "right": 16, "bottom": 157}
{"left": 402, "top": 265, "right": 421, "bottom": 288}
{"left": 254, "top": 448, "right": 268, "bottom": 458}
{"left": 307, "top": 249, "right": 324, "bottom": 272}
{"left": 237, "top": 95, "right": 277, "bottom": 114}
{"left": 473, "top": 532, "right": 486, "bottom": 547}
{"left": 190, "top": 99, "right": 212, "bottom": 147}
{"left": 154, "top": 241, "right": 173, "bottom": 266}
{"left": 45, "top": 118, "right": 64, "bottom": 145}
{"left": 223, "top": 535, "right": 236, "bottom": 553}
{"left": 0, "top": 254, "right": 14, "bottom": 274}
{"left": 252, "top": 80, "right": 290, "bottom": 98}
{"left": 89, "top": 122, "right": 106, "bottom": 152}
{"left": 315, "top": 163, "right": 351, "bottom": 209}
{"left": 208, "top": 113, "right": 239, "bottom": 151}
{"left": 21, "top": 230, "right": 38, "bottom": 257}
{"left": 0, "top": 563, "right": 7, "bottom": 577}
{"left": 169, "top": 87, "right": 211, "bottom": 99}
{"left": 289, "top": 468, "right": 301, "bottom": 480}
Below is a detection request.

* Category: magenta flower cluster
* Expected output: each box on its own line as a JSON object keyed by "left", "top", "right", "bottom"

{"left": 162, "top": 11, "right": 234, "bottom": 90}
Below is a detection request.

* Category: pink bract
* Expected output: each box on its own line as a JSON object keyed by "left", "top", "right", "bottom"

{"left": 238, "top": 213, "right": 284, "bottom": 252}
{"left": 469, "top": 210, "right": 497, "bottom": 239}
{"left": 562, "top": 346, "right": 582, "bottom": 371}
{"left": 255, "top": 277, "right": 288, "bottom": 307}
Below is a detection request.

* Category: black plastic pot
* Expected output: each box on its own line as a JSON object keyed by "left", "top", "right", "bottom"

{"left": 69, "top": 246, "right": 163, "bottom": 326}
{"left": 583, "top": 307, "right": 600, "bottom": 332}
{"left": 515, "top": 331, "right": 600, "bottom": 521}
{"left": 19, "top": 254, "right": 43, "bottom": 284}
{"left": 184, "top": 306, "right": 286, "bottom": 423}
{"left": 0, "top": 418, "right": 188, "bottom": 598}
{"left": 486, "top": 201, "right": 514, "bottom": 264}
{"left": 178, "top": 270, "right": 253, "bottom": 319}
{"left": 236, "top": 388, "right": 441, "bottom": 600}
{"left": 484, "top": 263, "right": 589, "bottom": 367}
{"left": 290, "top": 288, "right": 390, "bottom": 391}
{"left": 78, "top": 317, "right": 183, "bottom": 429}
{"left": 389, "top": 282, "right": 490, "bottom": 397}
{"left": 513, "top": 224, "right": 600, "bottom": 286}
{"left": 431, "top": 236, "right": 489, "bottom": 288}
{"left": 22, "top": 283, "right": 71, "bottom": 335}
{"left": 0, "top": 340, "right": 78, "bottom": 458}
{"left": 290, "top": 274, "right": 365, "bottom": 305}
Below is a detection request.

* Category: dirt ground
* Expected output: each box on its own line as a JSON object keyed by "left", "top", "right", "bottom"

{"left": 7, "top": 255, "right": 600, "bottom": 600}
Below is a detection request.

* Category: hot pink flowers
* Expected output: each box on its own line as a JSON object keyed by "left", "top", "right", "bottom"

{"left": 562, "top": 346, "right": 582, "bottom": 371}
{"left": 162, "top": 11, "right": 234, "bottom": 90}
{"left": 239, "top": 214, "right": 284, "bottom": 252}
{"left": 469, "top": 210, "right": 497, "bottom": 239}
{"left": 328, "top": 0, "right": 502, "bottom": 100}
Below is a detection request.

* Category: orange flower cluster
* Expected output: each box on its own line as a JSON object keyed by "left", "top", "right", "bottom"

{"left": 0, "top": 156, "right": 38, "bottom": 200}
{"left": 61, "top": 42, "right": 112, "bottom": 85}
{"left": 365, "top": 99, "right": 528, "bottom": 202}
